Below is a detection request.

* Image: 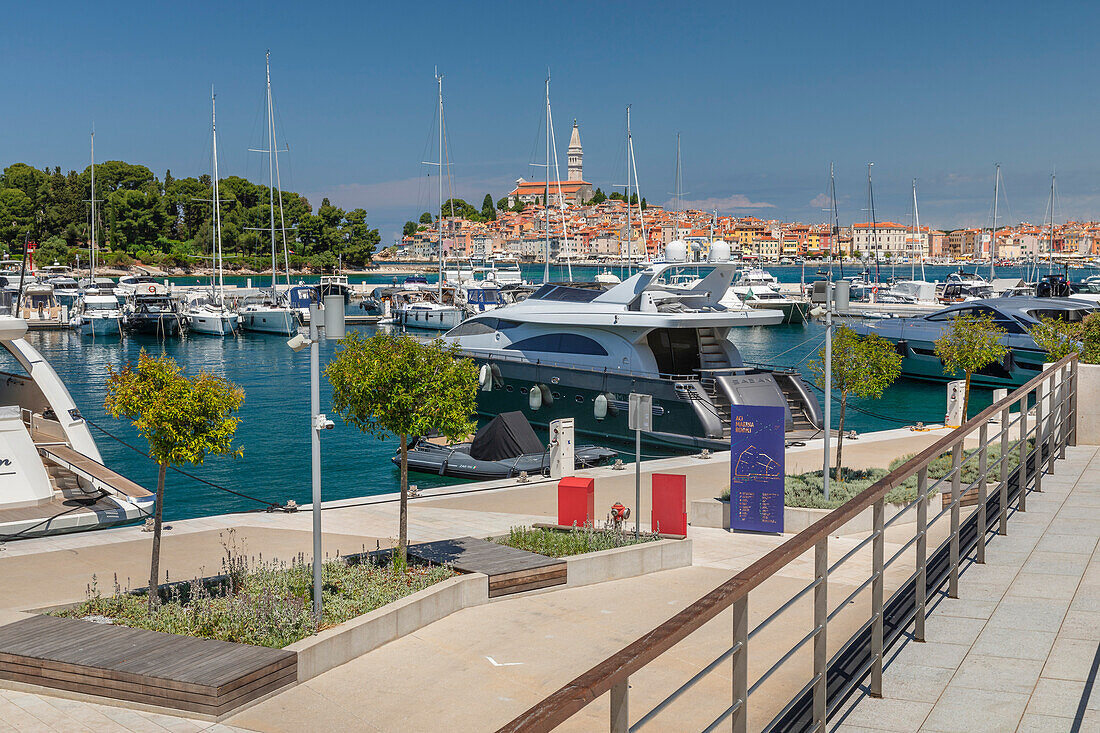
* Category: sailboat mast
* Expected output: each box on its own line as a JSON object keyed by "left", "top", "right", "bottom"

{"left": 544, "top": 73, "right": 550, "bottom": 284}
{"left": 266, "top": 52, "right": 277, "bottom": 292}
{"left": 1049, "top": 172, "right": 1056, "bottom": 274}
{"left": 830, "top": 162, "right": 841, "bottom": 278}
{"left": 675, "top": 132, "right": 681, "bottom": 241}
{"left": 626, "top": 105, "right": 632, "bottom": 274}
{"left": 437, "top": 71, "right": 444, "bottom": 301}
{"left": 212, "top": 89, "right": 224, "bottom": 302}
{"left": 913, "top": 179, "right": 925, "bottom": 281}
{"left": 868, "top": 162, "right": 879, "bottom": 286}
{"left": 90, "top": 130, "right": 96, "bottom": 280}
{"left": 990, "top": 164, "right": 1000, "bottom": 281}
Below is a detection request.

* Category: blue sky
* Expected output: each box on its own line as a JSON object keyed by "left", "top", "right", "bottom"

{"left": 3, "top": 1, "right": 1099, "bottom": 242}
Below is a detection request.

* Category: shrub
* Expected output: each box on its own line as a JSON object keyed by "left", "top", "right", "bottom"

{"left": 494, "top": 524, "right": 660, "bottom": 558}
{"left": 57, "top": 532, "right": 456, "bottom": 648}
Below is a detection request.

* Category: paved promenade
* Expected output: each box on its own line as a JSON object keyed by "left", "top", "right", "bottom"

{"left": 834, "top": 445, "right": 1100, "bottom": 732}
{"left": 0, "top": 436, "right": 1093, "bottom": 731}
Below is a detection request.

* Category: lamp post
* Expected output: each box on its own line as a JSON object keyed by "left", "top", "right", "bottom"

{"left": 287, "top": 294, "right": 345, "bottom": 621}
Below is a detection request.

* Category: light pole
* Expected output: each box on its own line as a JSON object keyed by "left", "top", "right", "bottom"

{"left": 287, "top": 294, "right": 345, "bottom": 621}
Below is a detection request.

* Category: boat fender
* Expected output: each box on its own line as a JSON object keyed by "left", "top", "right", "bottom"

{"left": 478, "top": 364, "right": 493, "bottom": 391}
{"left": 529, "top": 385, "right": 542, "bottom": 410}
{"left": 539, "top": 384, "right": 553, "bottom": 406}
{"left": 594, "top": 393, "right": 608, "bottom": 421}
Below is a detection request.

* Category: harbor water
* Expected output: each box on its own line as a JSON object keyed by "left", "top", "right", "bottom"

{"left": 16, "top": 263, "right": 1035, "bottom": 522}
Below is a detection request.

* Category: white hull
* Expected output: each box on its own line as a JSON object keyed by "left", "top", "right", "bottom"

{"left": 240, "top": 308, "right": 298, "bottom": 336}
{"left": 398, "top": 307, "right": 464, "bottom": 330}
{"left": 188, "top": 311, "right": 239, "bottom": 336}
{"left": 79, "top": 315, "right": 123, "bottom": 338}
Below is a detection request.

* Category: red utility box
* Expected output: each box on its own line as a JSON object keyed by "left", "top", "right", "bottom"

{"left": 557, "top": 477, "right": 595, "bottom": 528}
{"left": 651, "top": 473, "right": 687, "bottom": 535}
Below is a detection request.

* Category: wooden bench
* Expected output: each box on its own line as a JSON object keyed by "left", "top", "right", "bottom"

{"left": 0, "top": 615, "right": 295, "bottom": 717}
{"left": 406, "top": 536, "right": 567, "bottom": 598}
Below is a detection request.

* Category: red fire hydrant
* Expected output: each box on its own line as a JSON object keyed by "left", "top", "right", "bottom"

{"left": 609, "top": 502, "right": 630, "bottom": 530}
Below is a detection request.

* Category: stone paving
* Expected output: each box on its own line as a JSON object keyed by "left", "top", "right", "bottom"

{"left": 833, "top": 445, "right": 1100, "bottom": 732}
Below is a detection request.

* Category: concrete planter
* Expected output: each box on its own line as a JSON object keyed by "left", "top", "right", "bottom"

{"left": 288, "top": 573, "right": 489, "bottom": 682}
{"left": 1076, "top": 363, "right": 1100, "bottom": 446}
{"left": 564, "top": 538, "right": 692, "bottom": 588}
{"left": 289, "top": 537, "right": 691, "bottom": 681}
{"left": 690, "top": 498, "right": 914, "bottom": 534}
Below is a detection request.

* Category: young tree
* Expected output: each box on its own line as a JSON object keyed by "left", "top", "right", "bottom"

{"left": 1029, "top": 316, "right": 1082, "bottom": 363}
{"left": 808, "top": 327, "right": 902, "bottom": 480}
{"left": 933, "top": 311, "right": 1008, "bottom": 419}
{"left": 105, "top": 352, "right": 244, "bottom": 612}
{"left": 326, "top": 333, "right": 477, "bottom": 570}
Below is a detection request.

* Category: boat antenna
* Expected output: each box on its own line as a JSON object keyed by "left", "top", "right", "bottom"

{"left": 88, "top": 126, "right": 100, "bottom": 282}
{"left": 626, "top": 105, "right": 632, "bottom": 276}
{"left": 1048, "top": 170, "right": 1056, "bottom": 276}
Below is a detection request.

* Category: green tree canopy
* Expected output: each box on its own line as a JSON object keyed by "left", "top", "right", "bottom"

{"left": 933, "top": 311, "right": 1009, "bottom": 420}
{"left": 590, "top": 187, "right": 607, "bottom": 205}
{"left": 326, "top": 333, "right": 477, "bottom": 568}
{"left": 808, "top": 326, "right": 902, "bottom": 479}
{"left": 105, "top": 352, "right": 244, "bottom": 610}
{"left": 419, "top": 211, "right": 434, "bottom": 225}
{"left": 402, "top": 221, "right": 419, "bottom": 238}
{"left": 496, "top": 196, "right": 510, "bottom": 211}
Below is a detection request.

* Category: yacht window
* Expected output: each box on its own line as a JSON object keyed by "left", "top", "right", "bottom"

{"left": 445, "top": 317, "right": 520, "bottom": 337}
{"left": 505, "top": 333, "right": 608, "bottom": 356}
{"left": 927, "top": 308, "right": 972, "bottom": 322}
{"left": 647, "top": 328, "right": 701, "bottom": 375}
{"left": 528, "top": 284, "right": 601, "bottom": 303}
{"left": 1027, "top": 308, "right": 1093, "bottom": 323}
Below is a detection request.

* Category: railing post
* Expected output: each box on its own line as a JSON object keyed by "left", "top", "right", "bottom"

{"left": 915, "top": 466, "right": 928, "bottom": 642}
{"left": 999, "top": 402, "right": 1010, "bottom": 535}
{"left": 1019, "top": 391, "right": 1030, "bottom": 511}
{"left": 949, "top": 443, "right": 961, "bottom": 599}
{"left": 977, "top": 423, "right": 988, "bottom": 564}
{"left": 1069, "top": 359, "right": 1078, "bottom": 448}
{"left": 870, "top": 498, "right": 884, "bottom": 697}
{"left": 1047, "top": 370, "right": 1059, "bottom": 474}
{"left": 732, "top": 596, "right": 748, "bottom": 733}
{"left": 610, "top": 679, "right": 628, "bottom": 733}
{"left": 1034, "top": 380, "right": 1044, "bottom": 494}
{"left": 813, "top": 539, "right": 828, "bottom": 730}
{"left": 1058, "top": 364, "right": 1069, "bottom": 459}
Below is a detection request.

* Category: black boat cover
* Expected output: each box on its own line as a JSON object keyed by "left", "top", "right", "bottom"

{"left": 469, "top": 411, "right": 544, "bottom": 461}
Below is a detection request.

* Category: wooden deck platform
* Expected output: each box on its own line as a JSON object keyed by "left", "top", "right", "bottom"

{"left": 39, "top": 444, "right": 153, "bottom": 499}
{"left": 0, "top": 615, "right": 296, "bottom": 717}
{"left": 407, "top": 536, "right": 567, "bottom": 597}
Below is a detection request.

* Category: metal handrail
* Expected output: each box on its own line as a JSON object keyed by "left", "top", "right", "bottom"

{"left": 496, "top": 354, "right": 1078, "bottom": 733}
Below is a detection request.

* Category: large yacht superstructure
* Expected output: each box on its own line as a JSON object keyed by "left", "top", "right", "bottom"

{"left": 0, "top": 316, "right": 153, "bottom": 538}
{"left": 443, "top": 261, "right": 822, "bottom": 449}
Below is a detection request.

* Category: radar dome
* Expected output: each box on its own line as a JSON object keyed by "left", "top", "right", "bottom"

{"left": 665, "top": 240, "right": 688, "bottom": 262}
{"left": 708, "top": 240, "right": 732, "bottom": 262}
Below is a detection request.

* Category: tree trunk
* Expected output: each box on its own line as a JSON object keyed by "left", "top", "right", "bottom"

{"left": 962, "top": 371, "right": 972, "bottom": 423}
{"left": 834, "top": 391, "right": 848, "bottom": 484}
{"left": 147, "top": 462, "right": 167, "bottom": 614}
{"left": 398, "top": 433, "right": 408, "bottom": 572}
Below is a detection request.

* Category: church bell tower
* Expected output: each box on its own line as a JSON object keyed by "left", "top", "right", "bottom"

{"left": 567, "top": 120, "right": 583, "bottom": 182}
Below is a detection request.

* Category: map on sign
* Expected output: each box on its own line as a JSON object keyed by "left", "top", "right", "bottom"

{"left": 728, "top": 404, "right": 785, "bottom": 533}
{"left": 734, "top": 446, "right": 781, "bottom": 478}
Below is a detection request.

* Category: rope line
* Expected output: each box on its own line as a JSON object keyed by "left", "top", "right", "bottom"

{"left": 85, "top": 419, "right": 287, "bottom": 511}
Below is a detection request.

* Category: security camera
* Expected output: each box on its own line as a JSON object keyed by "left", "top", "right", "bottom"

{"left": 287, "top": 333, "right": 309, "bottom": 352}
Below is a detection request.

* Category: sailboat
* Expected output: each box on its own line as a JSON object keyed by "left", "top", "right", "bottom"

{"left": 186, "top": 89, "right": 239, "bottom": 336}
{"left": 881, "top": 179, "right": 936, "bottom": 304}
{"left": 74, "top": 129, "right": 124, "bottom": 338}
{"left": 240, "top": 52, "right": 300, "bottom": 336}
{"left": 397, "top": 70, "right": 464, "bottom": 331}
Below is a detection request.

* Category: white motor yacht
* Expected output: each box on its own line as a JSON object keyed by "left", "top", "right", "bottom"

{"left": 443, "top": 260, "right": 821, "bottom": 450}
{"left": 185, "top": 292, "right": 239, "bottom": 336}
{"left": 0, "top": 315, "right": 153, "bottom": 538}
{"left": 73, "top": 293, "right": 124, "bottom": 338}
{"left": 19, "top": 283, "right": 64, "bottom": 328}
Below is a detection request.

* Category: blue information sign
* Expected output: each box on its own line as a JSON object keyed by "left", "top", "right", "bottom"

{"left": 728, "top": 405, "right": 785, "bottom": 533}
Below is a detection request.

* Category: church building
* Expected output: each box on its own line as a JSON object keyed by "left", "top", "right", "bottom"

{"left": 507, "top": 120, "right": 593, "bottom": 207}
